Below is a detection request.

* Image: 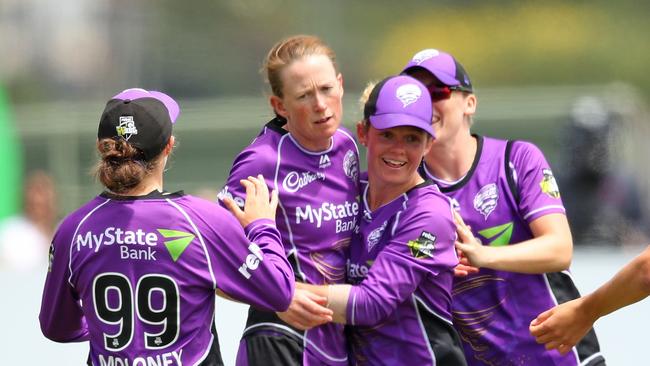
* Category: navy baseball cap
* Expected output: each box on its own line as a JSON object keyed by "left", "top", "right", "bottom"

{"left": 402, "top": 49, "right": 473, "bottom": 92}
{"left": 98, "top": 88, "right": 180, "bottom": 161}
{"left": 363, "top": 75, "right": 435, "bottom": 137}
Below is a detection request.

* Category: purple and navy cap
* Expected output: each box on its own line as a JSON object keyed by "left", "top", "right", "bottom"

{"left": 98, "top": 88, "right": 180, "bottom": 161}
{"left": 402, "top": 49, "right": 473, "bottom": 92}
{"left": 363, "top": 75, "right": 435, "bottom": 137}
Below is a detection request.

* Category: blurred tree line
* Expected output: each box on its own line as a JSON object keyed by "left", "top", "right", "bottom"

{"left": 3, "top": 0, "right": 650, "bottom": 102}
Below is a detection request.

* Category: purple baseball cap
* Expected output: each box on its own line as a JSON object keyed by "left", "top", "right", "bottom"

{"left": 363, "top": 75, "right": 434, "bottom": 137}
{"left": 98, "top": 88, "right": 180, "bottom": 161}
{"left": 402, "top": 49, "right": 473, "bottom": 92}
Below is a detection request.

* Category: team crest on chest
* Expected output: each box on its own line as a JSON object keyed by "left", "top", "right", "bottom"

{"left": 473, "top": 183, "right": 498, "bottom": 219}
{"left": 539, "top": 168, "right": 561, "bottom": 199}
{"left": 367, "top": 221, "right": 387, "bottom": 252}
{"left": 343, "top": 150, "right": 359, "bottom": 181}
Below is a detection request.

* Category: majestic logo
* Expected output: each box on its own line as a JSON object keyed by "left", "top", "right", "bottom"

{"left": 157, "top": 229, "right": 195, "bottom": 262}
{"left": 343, "top": 150, "right": 359, "bottom": 181}
{"left": 282, "top": 170, "right": 325, "bottom": 193}
{"left": 116, "top": 116, "right": 138, "bottom": 140}
{"left": 473, "top": 183, "right": 498, "bottom": 219}
{"left": 319, "top": 154, "right": 331, "bottom": 169}
{"left": 367, "top": 221, "right": 388, "bottom": 252}
{"left": 412, "top": 49, "right": 440, "bottom": 65}
{"left": 478, "top": 222, "right": 513, "bottom": 247}
{"left": 396, "top": 84, "right": 422, "bottom": 107}
{"left": 450, "top": 198, "right": 461, "bottom": 212}
{"left": 540, "top": 168, "right": 561, "bottom": 199}
{"left": 407, "top": 231, "right": 436, "bottom": 259}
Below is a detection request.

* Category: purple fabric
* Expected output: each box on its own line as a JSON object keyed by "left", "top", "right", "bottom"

{"left": 39, "top": 192, "right": 294, "bottom": 366}
{"left": 219, "top": 123, "right": 360, "bottom": 365}
{"left": 421, "top": 136, "right": 582, "bottom": 365}
{"left": 346, "top": 181, "right": 461, "bottom": 365}
{"left": 366, "top": 75, "right": 434, "bottom": 137}
{"left": 112, "top": 88, "right": 180, "bottom": 123}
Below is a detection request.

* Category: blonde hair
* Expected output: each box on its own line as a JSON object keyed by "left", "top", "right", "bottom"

{"left": 263, "top": 35, "right": 338, "bottom": 98}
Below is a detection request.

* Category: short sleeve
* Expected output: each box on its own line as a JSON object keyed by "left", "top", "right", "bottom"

{"left": 510, "top": 141, "right": 566, "bottom": 223}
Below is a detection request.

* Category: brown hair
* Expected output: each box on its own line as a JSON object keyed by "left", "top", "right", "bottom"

{"left": 93, "top": 138, "right": 158, "bottom": 194}
{"left": 263, "top": 35, "right": 338, "bottom": 98}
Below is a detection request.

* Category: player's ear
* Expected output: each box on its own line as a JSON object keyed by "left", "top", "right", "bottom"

{"left": 270, "top": 95, "right": 288, "bottom": 119}
{"left": 357, "top": 120, "right": 368, "bottom": 146}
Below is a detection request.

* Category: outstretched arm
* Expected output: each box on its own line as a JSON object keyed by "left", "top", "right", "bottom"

{"left": 454, "top": 211, "right": 572, "bottom": 273}
{"left": 529, "top": 245, "right": 650, "bottom": 354}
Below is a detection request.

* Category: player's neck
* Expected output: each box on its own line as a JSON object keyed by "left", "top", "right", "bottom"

{"left": 424, "top": 133, "right": 477, "bottom": 182}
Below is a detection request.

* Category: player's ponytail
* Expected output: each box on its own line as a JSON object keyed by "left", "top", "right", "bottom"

{"left": 93, "top": 138, "right": 157, "bottom": 194}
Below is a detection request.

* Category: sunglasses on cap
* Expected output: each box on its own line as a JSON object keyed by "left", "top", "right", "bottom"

{"left": 425, "top": 83, "right": 468, "bottom": 102}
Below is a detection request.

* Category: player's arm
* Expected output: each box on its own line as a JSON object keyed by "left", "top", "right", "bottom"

{"left": 456, "top": 141, "right": 572, "bottom": 273}
{"left": 215, "top": 175, "right": 295, "bottom": 312}
{"left": 297, "top": 207, "right": 456, "bottom": 326}
{"left": 39, "top": 231, "right": 89, "bottom": 342}
{"left": 530, "top": 245, "right": 650, "bottom": 354}
{"left": 455, "top": 212, "right": 572, "bottom": 273}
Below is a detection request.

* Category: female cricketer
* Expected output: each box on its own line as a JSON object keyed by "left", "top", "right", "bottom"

{"left": 39, "top": 88, "right": 295, "bottom": 366}
{"left": 402, "top": 48, "right": 606, "bottom": 366}
{"left": 218, "top": 35, "right": 360, "bottom": 366}
{"left": 289, "top": 75, "right": 468, "bottom": 365}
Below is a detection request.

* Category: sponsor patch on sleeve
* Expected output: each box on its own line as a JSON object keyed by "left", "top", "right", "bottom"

{"left": 539, "top": 168, "right": 561, "bottom": 199}
{"left": 407, "top": 231, "right": 436, "bottom": 259}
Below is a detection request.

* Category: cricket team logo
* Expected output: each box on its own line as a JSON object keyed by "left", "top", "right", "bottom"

{"left": 367, "top": 221, "right": 387, "bottom": 252}
{"left": 412, "top": 49, "right": 440, "bottom": 65}
{"left": 473, "top": 183, "right": 498, "bottom": 219}
{"left": 343, "top": 150, "right": 359, "bottom": 181}
{"left": 116, "top": 116, "right": 138, "bottom": 140}
{"left": 396, "top": 84, "right": 422, "bottom": 108}
{"left": 408, "top": 231, "right": 436, "bottom": 259}
{"left": 539, "top": 168, "right": 561, "bottom": 199}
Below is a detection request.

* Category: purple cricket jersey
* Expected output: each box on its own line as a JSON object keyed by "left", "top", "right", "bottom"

{"left": 346, "top": 179, "right": 466, "bottom": 366}
{"left": 218, "top": 118, "right": 360, "bottom": 365}
{"left": 421, "top": 136, "right": 605, "bottom": 366}
{"left": 39, "top": 191, "right": 294, "bottom": 366}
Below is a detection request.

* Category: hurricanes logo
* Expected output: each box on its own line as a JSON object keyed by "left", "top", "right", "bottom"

{"left": 478, "top": 222, "right": 513, "bottom": 247}
{"left": 412, "top": 49, "right": 440, "bottom": 65}
{"left": 343, "top": 150, "right": 359, "bottom": 181}
{"left": 540, "top": 169, "right": 561, "bottom": 199}
{"left": 473, "top": 183, "right": 498, "bottom": 220}
{"left": 116, "top": 116, "right": 138, "bottom": 140}
{"left": 396, "top": 84, "right": 422, "bottom": 108}
{"left": 407, "top": 231, "right": 436, "bottom": 259}
{"left": 157, "top": 229, "right": 195, "bottom": 262}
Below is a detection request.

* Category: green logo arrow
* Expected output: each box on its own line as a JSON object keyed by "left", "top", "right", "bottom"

{"left": 478, "top": 222, "right": 513, "bottom": 247}
{"left": 157, "top": 229, "right": 195, "bottom": 262}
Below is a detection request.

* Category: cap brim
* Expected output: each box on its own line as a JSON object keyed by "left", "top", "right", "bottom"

{"left": 403, "top": 64, "right": 460, "bottom": 87}
{"left": 369, "top": 113, "right": 435, "bottom": 138}
{"left": 112, "top": 88, "right": 180, "bottom": 124}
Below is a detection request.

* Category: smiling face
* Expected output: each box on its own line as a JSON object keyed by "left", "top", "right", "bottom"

{"left": 270, "top": 54, "right": 344, "bottom": 151}
{"left": 358, "top": 123, "right": 433, "bottom": 197}
{"left": 408, "top": 69, "right": 476, "bottom": 145}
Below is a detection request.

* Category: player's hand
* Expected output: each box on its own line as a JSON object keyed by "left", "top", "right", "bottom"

{"left": 223, "top": 174, "right": 278, "bottom": 227}
{"left": 452, "top": 210, "right": 488, "bottom": 268}
{"left": 277, "top": 288, "right": 333, "bottom": 330}
{"left": 454, "top": 247, "right": 479, "bottom": 277}
{"left": 529, "top": 298, "right": 594, "bottom": 355}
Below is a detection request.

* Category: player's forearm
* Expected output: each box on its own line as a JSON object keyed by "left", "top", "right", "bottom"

{"left": 297, "top": 283, "right": 350, "bottom": 323}
{"left": 480, "top": 234, "right": 571, "bottom": 273}
{"left": 581, "top": 246, "right": 650, "bottom": 320}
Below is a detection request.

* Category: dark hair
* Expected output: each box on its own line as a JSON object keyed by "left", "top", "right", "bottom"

{"left": 263, "top": 35, "right": 338, "bottom": 98}
{"left": 93, "top": 138, "right": 158, "bottom": 194}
